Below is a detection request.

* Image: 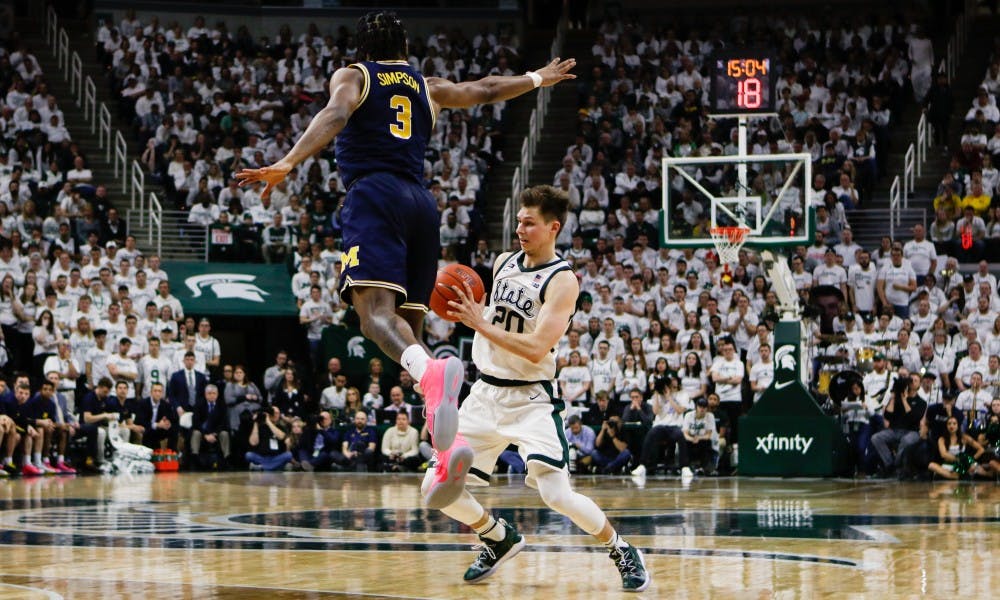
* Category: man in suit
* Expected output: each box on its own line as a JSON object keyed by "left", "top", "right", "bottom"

{"left": 167, "top": 351, "right": 207, "bottom": 459}
{"left": 130, "top": 382, "right": 177, "bottom": 450}
{"left": 190, "top": 384, "right": 230, "bottom": 467}
{"left": 101, "top": 207, "right": 128, "bottom": 246}
{"left": 167, "top": 351, "right": 207, "bottom": 423}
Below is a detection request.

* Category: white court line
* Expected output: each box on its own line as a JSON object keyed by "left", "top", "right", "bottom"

{"left": 0, "top": 582, "right": 63, "bottom": 599}
{"left": 0, "top": 573, "right": 428, "bottom": 600}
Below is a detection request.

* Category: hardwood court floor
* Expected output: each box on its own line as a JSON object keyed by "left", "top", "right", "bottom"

{"left": 0, "top": 472, "right": 996, "bottom": 598}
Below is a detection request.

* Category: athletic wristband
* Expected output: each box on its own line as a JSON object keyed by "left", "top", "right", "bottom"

{"left": 526, "top": 71, "right": 542, "bottom": 88}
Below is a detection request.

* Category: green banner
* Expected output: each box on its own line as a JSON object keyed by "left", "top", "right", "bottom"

{"left": 162, "top": 262, "right": 298, "bottom": 317}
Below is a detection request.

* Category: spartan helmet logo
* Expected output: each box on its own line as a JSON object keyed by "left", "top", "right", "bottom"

{"left": 775, "top": 345, "right": 797, "bottom": 371}
{"left": 185, "top": 274, "right": 269, "bottom": 303}
{"left": 347, "top": 336, "right": 367, "bottom": 358}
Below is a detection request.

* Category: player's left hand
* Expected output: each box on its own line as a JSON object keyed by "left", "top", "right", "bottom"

{"left": 445, "top": 280, "right": 487, "bottom": 330}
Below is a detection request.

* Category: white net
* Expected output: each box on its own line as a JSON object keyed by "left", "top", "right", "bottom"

{"left": 710, "top": 226, "right": 750, "bottom": 266}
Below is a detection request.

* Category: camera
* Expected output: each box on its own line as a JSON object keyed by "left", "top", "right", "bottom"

{"left": 653, "top": 375, "right": 669, "bottom": 394}
{"left": 892, "top": 376, "right": 910, "bottom": 395}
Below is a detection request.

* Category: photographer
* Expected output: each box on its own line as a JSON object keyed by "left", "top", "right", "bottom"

{"left": 341, "top": 410, "right": 376, "bottom": 472}
{"left": 295, "top": 410, "right": 346, "bottom": 471}
{"left": 870, "top": 370, "right": 927, "bottom": 478}
{"left": 590, "top": 415, "right": 632, "bottom": 475}
{"left": 245, "top": 405, "right": 292, "bottom": 471}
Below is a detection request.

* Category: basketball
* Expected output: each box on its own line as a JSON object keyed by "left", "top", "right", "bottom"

{"left": 430, "top": 264, "right": 485, "bottom": 321}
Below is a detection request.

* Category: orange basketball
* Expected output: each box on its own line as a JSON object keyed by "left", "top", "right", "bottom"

{"left": 430, "top": 264, "right": 485, "bottom": 321}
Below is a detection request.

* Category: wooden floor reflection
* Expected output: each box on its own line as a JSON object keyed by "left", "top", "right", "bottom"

{"left": 0, "top": 472, "right": 997, "bottom": 598}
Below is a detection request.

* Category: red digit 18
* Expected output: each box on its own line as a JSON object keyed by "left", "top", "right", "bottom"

{"left": 737, "top": 77, "right": 762, "bottom": 109}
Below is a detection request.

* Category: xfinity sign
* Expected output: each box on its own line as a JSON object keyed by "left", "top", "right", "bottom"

{"left": 755, "top": 433, "right": 814, "bottom": 455}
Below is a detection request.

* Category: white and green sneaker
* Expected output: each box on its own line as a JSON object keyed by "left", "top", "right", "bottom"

{"left": 462, "top": 519, "right": 526, "bottom": 584}
{"left": 609, "top": 544, "right": 650, "bottom": 592}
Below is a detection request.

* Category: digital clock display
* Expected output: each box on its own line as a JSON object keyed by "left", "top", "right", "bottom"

{"left": 709, "top": 52, "right": 776, "bottom": 114}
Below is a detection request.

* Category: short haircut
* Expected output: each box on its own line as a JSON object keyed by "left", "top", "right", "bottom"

{"left": 520, "top": 185, "right": 569, "bottom": 228}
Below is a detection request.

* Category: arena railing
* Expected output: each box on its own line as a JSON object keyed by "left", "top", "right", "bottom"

{"left": 888, "top": 175, "right": 900, "bottom": 239}
{"left": 130, "top": 162, "right": 145, "bottom": 217}
{"left": 148, "top": 193, "right": 162, "bottom": 256}
{"left": 503, "top": 14, "right": 567, "bottom": 250}
{"left": 903, "top": 143, "right": 915, "bottom": 206}
{"left": 44, "top": 6, "right": 149, "bottom": 244}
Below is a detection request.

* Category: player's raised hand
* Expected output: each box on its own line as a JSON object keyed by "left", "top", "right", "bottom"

{"left": 234, "top": 160, "right": 293, "bottom": 199}
{"left": 533, "top": 57, "right": 576, "bottom": 87}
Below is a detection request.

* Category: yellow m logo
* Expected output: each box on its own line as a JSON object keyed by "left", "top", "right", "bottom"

{"left": 342, "top": 246, "right": 360, "bottom": 269}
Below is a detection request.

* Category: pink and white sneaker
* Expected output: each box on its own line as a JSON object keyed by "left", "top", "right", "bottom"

{"left": 54, "top": 461, "right": 76, "bottom": 474}
{"left": 420, "top": 356, "right": 464, "bottom": 452}
{"left": 423, "top": 443, "right": 474, "bottom": 510}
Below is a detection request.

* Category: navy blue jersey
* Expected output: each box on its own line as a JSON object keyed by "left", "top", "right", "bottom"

{"left": 335, "top": 60, "right": 433, "bottom": 189}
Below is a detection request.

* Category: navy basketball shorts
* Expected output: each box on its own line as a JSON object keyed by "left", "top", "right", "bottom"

{"left": 338, "top": 172, "right": 441, "bottom": 311}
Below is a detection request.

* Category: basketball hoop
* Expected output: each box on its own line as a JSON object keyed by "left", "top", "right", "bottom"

{"left": 710, "top": 226, "right": 751, "bottom": 267}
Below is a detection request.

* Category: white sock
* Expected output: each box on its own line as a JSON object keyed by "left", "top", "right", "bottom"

{"left": 4, "top": 457, "right": 12, "bottom": 466}
{"left": 401, "top": 344, "right": 431, "bottom": 382}
{"left": 24, "top": 454, "right": 32, "bottom": 466}
{"left": 58, "top": 455, "right": 65, "bottom": 463}
{"left": 33, "top": 452, "right": 42, "bottom": 466}
{"left": 475, "top": 515, "right": 506, "bottom": 542}
{"left": 604, "top": 531, "right": 628, "bottom": 549}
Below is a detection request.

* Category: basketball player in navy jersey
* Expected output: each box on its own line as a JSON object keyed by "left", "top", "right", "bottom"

{"left": 438, "top": 186, "right": 650, "bottom": 592}
{"left": 236, "top": 12, "right": 575, "bottom": 504}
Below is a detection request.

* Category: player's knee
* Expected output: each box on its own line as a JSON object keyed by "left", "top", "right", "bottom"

{"left": 536, "top": 472, "right": 573, "bottom": 512}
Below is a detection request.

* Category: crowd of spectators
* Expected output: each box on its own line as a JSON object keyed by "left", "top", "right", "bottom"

{"left": 97, "top": 10, "right": 516, "bottom": 269}
{"left": 6, "top": 9, "right": 1000, "bottom": 482}
{"left": 554, "top": 13, "right": 943, "bottom": 255}
{"left": 929, "top": 40, "right": 1000, "bottom": 262}
{"left": 531, "top": 12, "right": 1000, "bottom": 482}
{"left": 0, "top": 10, "right": 533, "bottom": 478}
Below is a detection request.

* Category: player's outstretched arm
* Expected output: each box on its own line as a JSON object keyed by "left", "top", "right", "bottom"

{"left": 428, "top": 57, "right": 576, "bottom": 109}
{"left": 234, "top": 67, "right": 363, "bottom": 197}
{"left": 447, "top": 269, "right": 578, "bottom": 364}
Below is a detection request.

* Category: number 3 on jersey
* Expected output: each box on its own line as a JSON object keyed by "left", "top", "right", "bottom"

{"left": 389, "top": 95, "right": 411, "bottom": 139}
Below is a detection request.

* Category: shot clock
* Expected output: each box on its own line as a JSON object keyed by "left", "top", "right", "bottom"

{"left": 708, "top": 51, "right": 776, "bottom": 115}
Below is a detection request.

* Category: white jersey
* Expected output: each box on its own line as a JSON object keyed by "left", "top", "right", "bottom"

{"left": 473, "top": 251, "right": 574, "bottom": 382}
{"left": 139, "top": 354, "right": 173, "bottom": 398}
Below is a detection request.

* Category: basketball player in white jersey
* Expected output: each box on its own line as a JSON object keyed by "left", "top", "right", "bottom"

{"left": 427, "top": 185, "right": 650, "bottom": 592}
